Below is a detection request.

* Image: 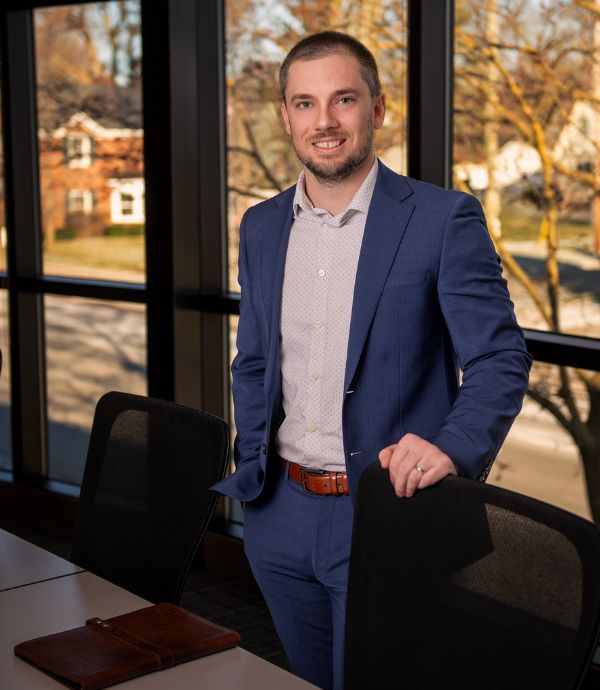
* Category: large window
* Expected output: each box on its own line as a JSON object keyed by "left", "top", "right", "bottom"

{"left": 45, "top": 296, "right": 146, "bottom": 484}
{"left": 35, "top": 2, "right": 145, "bottom": 284}
{"left": 225, "top": 0, "right": 408, "bottom": 292}
{"left": 32, "top": 2, "right": 146, "bottom": 485}
{"left": 0, "top": 1, "right": 147, "bottom": 489}
{"left": 454, "top": 0, "right": 600, "bottom": 520}
{"left": 2, "top": 1, "right": 598, "bottom": 541}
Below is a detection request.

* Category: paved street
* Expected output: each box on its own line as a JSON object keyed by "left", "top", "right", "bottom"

{"left": 0, "top": 294, "right": 146, "bottom": 485}
{"left": 504, "top": 240, "right": 600, "bottom": 336}
{"left": 489, "top": 397, "right": 590, "bottom": 519}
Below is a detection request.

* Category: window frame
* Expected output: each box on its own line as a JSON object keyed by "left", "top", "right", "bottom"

{"left": 0, "top": 0, "right": 598, "bottom": 506}
{"left": 65, "top": 133, "right": 92, "bottom": 169}
{"left": 66, "top": 188, "right": 94, "bottom": 214}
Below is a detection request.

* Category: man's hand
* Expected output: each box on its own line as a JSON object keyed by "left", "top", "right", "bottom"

{"left": 378, "top": 433, "right": 457, "bottom": 497}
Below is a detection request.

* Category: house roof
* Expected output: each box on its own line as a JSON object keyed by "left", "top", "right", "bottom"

{"left": 37, "top": 81, "right": 142, "bottom": 131}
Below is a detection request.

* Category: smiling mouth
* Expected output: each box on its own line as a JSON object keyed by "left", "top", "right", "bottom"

{"left": 312, "top": 139, "right": 345, "bottom": 150}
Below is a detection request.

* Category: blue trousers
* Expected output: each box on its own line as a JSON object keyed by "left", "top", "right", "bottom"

{"left": 243, "top": 467, "right": 354, "bottom": 690}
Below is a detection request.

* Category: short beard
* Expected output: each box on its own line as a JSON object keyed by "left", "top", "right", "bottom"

{"left": 295, "top": 123, "right": 374, "bottom": 185}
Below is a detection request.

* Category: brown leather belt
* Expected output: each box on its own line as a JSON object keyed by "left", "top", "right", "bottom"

{"left": 282, "top": 459, "right": 350, "bottom": 496}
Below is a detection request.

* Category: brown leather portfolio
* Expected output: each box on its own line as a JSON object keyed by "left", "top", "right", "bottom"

{"left": 14, "top": 603, "right": 241, "bottom": 689}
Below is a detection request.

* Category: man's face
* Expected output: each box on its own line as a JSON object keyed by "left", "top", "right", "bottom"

{"left": 280, "top": 53, "right": 385, "bottom": 184}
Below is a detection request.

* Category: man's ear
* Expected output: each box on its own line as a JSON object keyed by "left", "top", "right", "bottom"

{"left": 280, "top": 101, "right": 291, "bottom": 135}
{"left": 373, "top": 93, "right": 386, "bottom": 130}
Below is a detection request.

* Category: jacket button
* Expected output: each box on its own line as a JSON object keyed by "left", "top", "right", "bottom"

{"left": 261, "top": 443, "right": 267, "bottom": 454}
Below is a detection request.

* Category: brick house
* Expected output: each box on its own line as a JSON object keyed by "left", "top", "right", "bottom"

{"left": 38, "top": 100, "right": 144, "bottom": 242}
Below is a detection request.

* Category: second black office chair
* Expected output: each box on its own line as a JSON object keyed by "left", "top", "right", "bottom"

{"left": 345, "top": 464, "right": 600, "bottom": 690}
{"left": 71, "top": 391, "right": 229, "bottom": 604}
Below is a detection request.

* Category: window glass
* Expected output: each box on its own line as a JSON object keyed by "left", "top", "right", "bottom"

{"left": 225, "top": 0, "right": 408, "bottom": 291}
{"left": 489, "top": 362, "right": 598, "bottom": 523}
{"left": 454, "top": 0, "right": 600, "bottom": 338}
{"left": 35, "top": 2, "right": 145, "bottom": 284}
{"left": 45, "top": 295, "right": 146, "bottom": 485}
{"left": 455, "top": 2, "right": 600, "bottom": 522}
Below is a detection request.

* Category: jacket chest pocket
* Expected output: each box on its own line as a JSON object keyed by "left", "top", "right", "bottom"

{"left": 378, "top": 270, "right": 431, "bottom": 311}
{"left": 383, "top": 269, "right": 429, "bottom": 289}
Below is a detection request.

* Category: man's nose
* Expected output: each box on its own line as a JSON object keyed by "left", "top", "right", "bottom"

{"left": 314, "top": 104, "right": 340, "bottom": 130}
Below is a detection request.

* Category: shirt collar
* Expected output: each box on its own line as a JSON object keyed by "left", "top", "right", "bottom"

{"left": 292, "top": 158, "right": 379, "bottom": 226}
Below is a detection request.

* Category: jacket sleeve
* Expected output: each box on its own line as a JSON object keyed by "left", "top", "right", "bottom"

{"left": 430, "top": 192, "right": 532, "bottom": 479}
{"left": 231, "top": 209, "right": 267, "bottom": 470}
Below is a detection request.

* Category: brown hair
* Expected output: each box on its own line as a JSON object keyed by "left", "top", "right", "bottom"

{"left": 279, "top": 31, "right": 381, "bottom": 102}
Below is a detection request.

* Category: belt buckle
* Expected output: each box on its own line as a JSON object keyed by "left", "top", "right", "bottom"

{"left": 300, "top": 467, "right": 309, "bottom": 491}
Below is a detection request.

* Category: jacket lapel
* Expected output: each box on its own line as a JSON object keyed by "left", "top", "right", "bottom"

{"left": 343, "top": 166, "right": 415, "bottom": 392}
{"left": 260, "top": 187, "right": 295, "bottom": 405}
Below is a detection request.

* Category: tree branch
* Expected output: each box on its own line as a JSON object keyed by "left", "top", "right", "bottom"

{"left": 242, "top": 120, "right": 284, "bottom": 193}
{"left": 526, "top": 386, "right": 574, "bottom": 436}
{"left": 228, "top": 185, "right": 272, "bottom": 201}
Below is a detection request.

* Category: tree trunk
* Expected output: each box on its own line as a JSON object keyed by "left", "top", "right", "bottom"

{"left": 593, "top": 1, "right": 600, "bottom": 253}
{"left": 483, "top": 0, "right": 502, "bottom": 239}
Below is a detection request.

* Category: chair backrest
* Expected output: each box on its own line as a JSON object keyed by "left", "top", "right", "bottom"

{"left": 345, "top": 464, "right": 600, "bottom": 690}
{"left": 71, "top": 391, "right": 229, "bottom": 604}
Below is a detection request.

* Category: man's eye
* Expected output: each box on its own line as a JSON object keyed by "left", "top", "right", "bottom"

{"left": 297, "top": 101, "right": 311, "bottom": 109}
{"left": 338, "top": 97, "right": 354, "bottom": 104}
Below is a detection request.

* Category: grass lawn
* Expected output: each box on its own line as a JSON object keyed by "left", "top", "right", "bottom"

{"left": 500, "top": 205, "right": 592, "bottom": 242}
{"left": 44, "top": 235, "right": 145, "bottom": 281}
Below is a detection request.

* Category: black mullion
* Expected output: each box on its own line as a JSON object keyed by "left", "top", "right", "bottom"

{"left": 168, "top": 0, "right": 229, "bottom": 419}
{"left": 175, "top": 291, "right": 240, "bottom": 315}
{"left": 4, "top": 1, "right": 92, "bottom": 9}
{"left": 524, "top": 330, "right": 600, "bottom": 372}
{"left": 408, "top": 0, "right": 454, "bottom": 187}
{"left": 16, "top": 276, "right": 146, "bottom": 303}
{"left": 196, "top": 0, "right": 228, "bottom": 419}
{"left": 141, "top": 0, "right": 175, "bottom": 401}
{"left": 0, "top": 9, "right": 48, "bottom": 480}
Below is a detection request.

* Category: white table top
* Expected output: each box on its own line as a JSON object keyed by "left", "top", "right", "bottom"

{"left": 0, "top": 529, "right": 83, "bottom": 592}
{"left": 0, "top": 570, "right": 317, "bottom": 689}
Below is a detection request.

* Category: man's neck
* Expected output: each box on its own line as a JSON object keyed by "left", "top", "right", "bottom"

{"left": 303, "top": 155, "right": 375, "bottom": 216}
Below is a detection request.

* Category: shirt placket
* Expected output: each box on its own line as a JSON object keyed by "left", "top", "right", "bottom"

{"left": 303, "top": 215, "right": 337, "bottom": 454}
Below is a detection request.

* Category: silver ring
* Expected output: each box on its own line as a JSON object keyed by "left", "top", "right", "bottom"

{"left": 415, "top": 466, "right": 425, "bottom": 473}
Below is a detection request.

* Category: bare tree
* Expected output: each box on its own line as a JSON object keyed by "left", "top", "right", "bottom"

{"left": 456, "top": 0, "right": 600, "bottom": 519}
{"left": 35, "top": 3, "right": 143, "bottom": 247}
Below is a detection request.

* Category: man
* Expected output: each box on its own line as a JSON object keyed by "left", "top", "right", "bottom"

{"left": 213, "top": 31, "right": 531, "bottom": 690}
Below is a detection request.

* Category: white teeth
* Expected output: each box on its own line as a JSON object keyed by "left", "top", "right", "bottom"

{"left": 314, "top": 140, "right": 343, "bottom": 149}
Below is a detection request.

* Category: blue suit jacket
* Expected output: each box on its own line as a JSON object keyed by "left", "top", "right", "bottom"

{"left": 212, "top": 162, "right": 532, "bottom": 502}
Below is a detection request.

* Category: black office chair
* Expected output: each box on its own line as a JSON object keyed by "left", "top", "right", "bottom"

{"left": 345, "top": 464, "right": 600, "bottom": 690}
{"left": 71, "top": 391, "right": 229, "bottom": 604}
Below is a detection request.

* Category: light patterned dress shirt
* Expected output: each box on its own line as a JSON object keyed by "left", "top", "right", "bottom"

{"left": 275, "top": 159, "right": 379, "bottom": 472}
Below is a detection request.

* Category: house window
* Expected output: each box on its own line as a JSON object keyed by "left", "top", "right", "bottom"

{"left": 108, "top": 178, "right": 145, "bottom": 224}
{"left": 120, "top": 193, "right": 135, "bottom": 216}
{"left": 66, "top": 189, "right": 94, "bottom": 214}
{"left": 65, "top": 134, "right": 93, "bottom": 168}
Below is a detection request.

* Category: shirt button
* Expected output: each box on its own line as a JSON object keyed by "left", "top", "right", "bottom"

{"left": 310, "top": 372, "right": 320, "bottom": 380}
{"left": 318, "top": 269, "right": 326, "bottom": 277}
{"left": 307, "top": 422, "right": 317, "bottom": 432}
{"left": 315, "top": 320, "right": 322, "bottom": 329}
